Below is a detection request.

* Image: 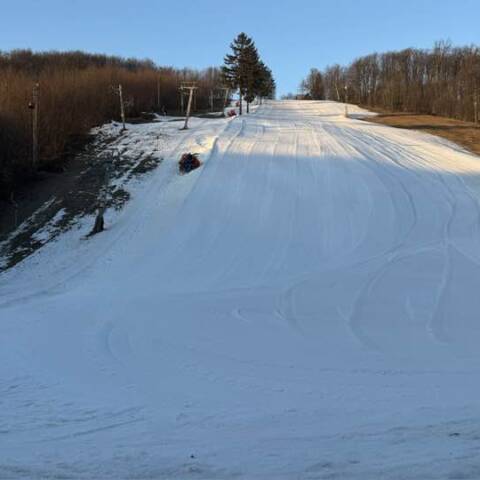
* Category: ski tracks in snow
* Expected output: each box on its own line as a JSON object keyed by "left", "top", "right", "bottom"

{"left": 4, "top": 101, "right": 480, "bottom": 479}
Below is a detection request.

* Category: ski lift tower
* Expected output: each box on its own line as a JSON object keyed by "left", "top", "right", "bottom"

{"left": 218, "top": 87, "right": 230, "bottom": 117}
{"left": 179, "top": 82, "right": 197, "bottom": 130}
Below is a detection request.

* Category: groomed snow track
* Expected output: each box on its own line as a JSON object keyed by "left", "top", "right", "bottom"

{"left": 2, "top": 101, "right": 480, "bottom": 479}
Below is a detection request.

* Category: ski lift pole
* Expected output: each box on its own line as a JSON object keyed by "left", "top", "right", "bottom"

{"left": 118, "top": 84, "right": 126, "bottom": 131}
{"left": 180, "top": 82, "right": 197, "bottom": 130}
{"left": 220, "top": 87, "right": 230, "bottom": 117}
{"left": 28, "top": 83, "right": 40, "bottom": 169}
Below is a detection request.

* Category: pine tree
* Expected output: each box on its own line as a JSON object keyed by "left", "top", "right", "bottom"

{"left": 222, "top": 33, "right": 275, "bottom": 113}
{"left": 243, "top": 44, "right": 261, "bottom": 113}
{"left": 254, "top": 62, "right": 276, "bottom": 102}
{"left": 222, "top": 33, "right": 258, "bottom": 115}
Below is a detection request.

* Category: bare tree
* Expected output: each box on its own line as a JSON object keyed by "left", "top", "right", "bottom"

{"left": 311, "top": 42, "right": 480, "bottom": 123}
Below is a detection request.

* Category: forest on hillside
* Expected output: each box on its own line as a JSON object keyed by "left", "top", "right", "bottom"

{"left": 0, "top": 50, "right": 224, "bottom": 198}
{"left": 0, "top": 37, "right": 275, "bottom": 200}
{"left": 298, "top": 42, "right": 480, "bottom": 123}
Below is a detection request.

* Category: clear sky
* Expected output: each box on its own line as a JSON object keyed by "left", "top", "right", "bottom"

{"left": 1, "top": 0, "right": 480, "bottom": 96}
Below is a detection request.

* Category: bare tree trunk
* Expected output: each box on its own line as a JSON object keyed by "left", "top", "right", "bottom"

{"left": 334, "top": 83, "right": 340, "bottom": 102}
{"left": 474, "top": 82, "right": 478, "bottom": 125}
{"left": 239, "top": 92, "right": 242, "bottom": 115}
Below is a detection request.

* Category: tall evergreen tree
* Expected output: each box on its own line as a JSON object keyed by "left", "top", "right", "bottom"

{"left": 255, "top": 62, "right": 276, "bottom": 101}
{"left": 222, "top": 33, "right": 275, "bottom": 113}
{"left": 222, "top": 33, "right": 258, "bottom": 115}
{"left": 243, "top": 44, "right": 261, "bottom": 113}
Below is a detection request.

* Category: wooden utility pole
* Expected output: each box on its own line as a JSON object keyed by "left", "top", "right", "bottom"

{"left": 29, "top": 83, "right": 40, "bottom": 169}
{"left": 220, "top": 87, "right": 230, "bottom": 117}
{"left": 118, "top": 84, "right": 126, "bottom": 131}
{"left": 180, "top": 82, "right": 197, "bottom": 130}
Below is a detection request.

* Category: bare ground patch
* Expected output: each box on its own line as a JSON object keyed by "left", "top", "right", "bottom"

{"left": 360, "top": 110, "right": 480, "bottom": 156}
{"left": 0, "top": 123, "right": 165, "bottom": 271}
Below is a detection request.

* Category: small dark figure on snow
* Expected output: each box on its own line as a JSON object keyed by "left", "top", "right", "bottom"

{"left": 179, "top": 153, "right": 201, "bottom": 174}
{"left": 88, "top": 205, "right": 106, "bottom": 236}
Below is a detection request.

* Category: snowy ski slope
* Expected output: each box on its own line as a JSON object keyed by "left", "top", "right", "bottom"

{"left": 2, "top": 101, "right": 480, "bottom": 479}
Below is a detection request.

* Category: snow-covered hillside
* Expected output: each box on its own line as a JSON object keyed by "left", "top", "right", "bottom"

{"left": 2, "top": 101, "right": 480, "bottom": 479}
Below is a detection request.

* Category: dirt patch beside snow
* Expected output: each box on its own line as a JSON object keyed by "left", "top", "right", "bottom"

{"left": 0, "top": 122, "right": 165, "bottom": 271}
{"left": 361, "top": 112, "right": 480, "bottom": 156}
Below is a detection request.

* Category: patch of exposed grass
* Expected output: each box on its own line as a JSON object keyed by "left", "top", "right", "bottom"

{"left": 362, "top": 111, "right": 480, "bottom": 156}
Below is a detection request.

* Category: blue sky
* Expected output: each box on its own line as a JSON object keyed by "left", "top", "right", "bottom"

{"left": 1, "top": 0, "right": 480, "bottom": 96}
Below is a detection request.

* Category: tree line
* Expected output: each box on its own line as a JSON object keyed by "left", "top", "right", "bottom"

{"left": 1, "top": 36, "right": 275, "bottom": 200}
{"left": 297, "top": 41, "right": 480, "bottom": 123}
{"left": 0, "top": 50, "right": 224, "bottom": 198}
{"left": 222, "top": 33, "right": 276, "bottom": 114}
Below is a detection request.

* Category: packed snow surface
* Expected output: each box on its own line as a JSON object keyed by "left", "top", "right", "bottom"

{"left": 2, "top": 101, "right": 480, "bottom": 479}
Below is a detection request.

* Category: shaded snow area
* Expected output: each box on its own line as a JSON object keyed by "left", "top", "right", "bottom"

{"left": 2, "top": 101, "right": 480, "bottom": 479}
